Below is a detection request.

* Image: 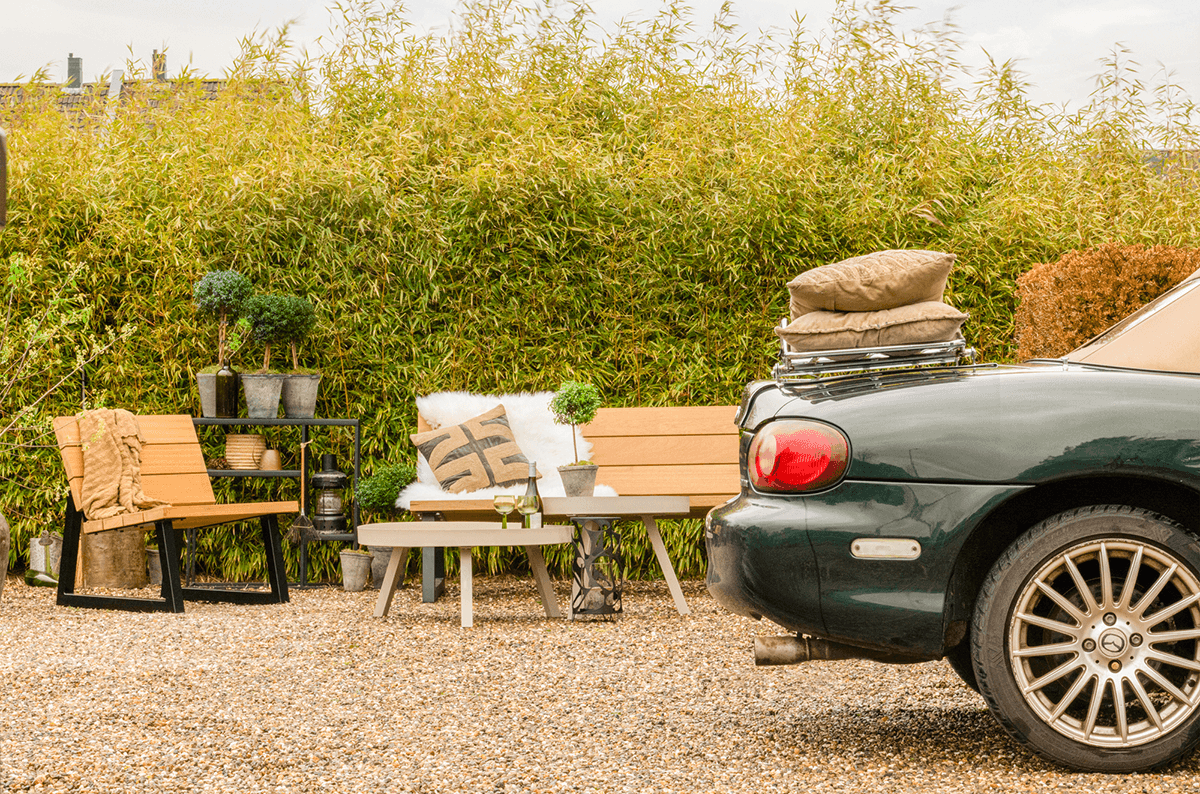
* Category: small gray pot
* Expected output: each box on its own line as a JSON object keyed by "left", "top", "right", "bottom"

{"left": 242, "top": 373, "right": 285, "bottom": 418}
{"left": 282, "top": 373, "right": 321, "bottom": 418}
{"left": 340, "top": 550, "right": 374, "bottom": 592}
{"left": 196, "top": 373, "right": 218, "bottom": 418}
{"left": 146, "top": 548, "right": 162, "bottom": 586}
{"left": 559, "top": 464, "right": 599, "bottom": 498}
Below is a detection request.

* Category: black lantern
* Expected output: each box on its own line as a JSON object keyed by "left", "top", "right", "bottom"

{"left": 311, "top": 453, "right": 348, "bottom": 535}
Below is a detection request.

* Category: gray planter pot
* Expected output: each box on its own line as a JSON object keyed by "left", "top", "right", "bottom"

{"left": 368, "top": 545, "right": 392, "bottom": 590}
{"left": 282, "top": 373, "right": 321, "bottom": 418}
{"left": 196, "top": 373, "right": 218, "bottom": 418}
{"left": 340, "top": 550, "right": 374, "bottom": 592}
{"left": 242, "top": 373, "right": 285, "bottom": 418}
{"left": 558, "top": 464, "right": 599, "bottom": 498}
{"left": 146, "top": 548, "right": 162, "bottom": 586}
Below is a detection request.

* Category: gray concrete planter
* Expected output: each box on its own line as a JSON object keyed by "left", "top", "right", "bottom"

{"left": 196, "top": 373, "right": 218, "bottom": 418}
{"left": 340, "top": 550, "right": 374, "bottom": 592}
{"left": 242, "top": 373, "right": 286, "bottom": 418}
{"left": 282, "top": 373, "right": 321, "bottom": 418}
{"left": 558, "top": 464, "right": 599, "bottom": 497}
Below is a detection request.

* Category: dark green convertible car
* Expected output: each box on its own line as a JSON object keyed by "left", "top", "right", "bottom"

{"left": 706, "top": 271, "right": 1200, "bottom": 772}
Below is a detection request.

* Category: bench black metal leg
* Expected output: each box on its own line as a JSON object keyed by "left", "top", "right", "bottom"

{"left": 261, "top": 513, "right": 290, "bottom": 603}
{"left": 418, "top": 512, "right": 446, "bottom": 603}
{"left": 157, "top": 520, "right": 185, "bottom": 612}
{"left": 181, "top": 515, "right": 291, "bottom": 605}
{"left": 56, "top": 494, "right": 83, "bottom": 599}
{"left": 57, "top": 496, "right": 184, "bottom": 613}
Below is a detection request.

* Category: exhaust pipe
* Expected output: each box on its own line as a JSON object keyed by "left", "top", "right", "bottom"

{"left": 754, "top": 635, "right": 921, "bottom": 666}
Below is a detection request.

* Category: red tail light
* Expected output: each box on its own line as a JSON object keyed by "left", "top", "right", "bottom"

{"left": 748, "top": 420, "right": 849, "bottom": 493}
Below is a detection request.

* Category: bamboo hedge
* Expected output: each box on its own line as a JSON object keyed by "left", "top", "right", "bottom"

{"left": 2, "top": 0, "right": 1198, "bottom": 583}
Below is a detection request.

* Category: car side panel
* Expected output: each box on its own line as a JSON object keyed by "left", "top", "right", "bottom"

{"left": 807, "top": 480, "right": 1026, "bottom": 657}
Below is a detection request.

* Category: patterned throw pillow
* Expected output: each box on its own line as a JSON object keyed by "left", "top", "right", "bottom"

{"left": 409, "top": 404, "right": 532, "bottom": 493}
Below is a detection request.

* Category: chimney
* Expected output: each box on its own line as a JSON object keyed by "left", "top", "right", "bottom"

{"left": 67, "top": 53, "right": 82, "bottom": 90}
{"left": 153, "top": 49, "right": 166, "bottom": 82}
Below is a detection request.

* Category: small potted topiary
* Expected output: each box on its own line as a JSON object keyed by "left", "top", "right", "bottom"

{"left": 193, "top": 269, "right": 253, "bottom": 417}
{"left": 240, "top": 293, "right": 292, "bottom": 418}
{"left": 550, "top": 381, "right": 602, "bottom": 497}
{"left": 277, "top": 295, "right": 321, "bottom": 418}
{"left": 355, "top": 462, "right": 417, "bottom": 588}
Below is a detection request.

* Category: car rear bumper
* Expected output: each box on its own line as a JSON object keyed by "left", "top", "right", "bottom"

{"left": 706, "top": 481, "right": 1026, "bottom": 659}
{"left": 705, "top": 494, "right": 825, "bottom": 637}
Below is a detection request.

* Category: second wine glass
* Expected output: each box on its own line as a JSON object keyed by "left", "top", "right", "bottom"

{"left": 515, "top": 495, "right": 540, "bottom": 528}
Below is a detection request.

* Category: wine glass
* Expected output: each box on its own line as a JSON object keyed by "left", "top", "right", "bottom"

{"left": 493, "top": 494, "right": 516, "bottom": 529}
{"left": 515, "top": 494, "right": 540, "bottom": 528}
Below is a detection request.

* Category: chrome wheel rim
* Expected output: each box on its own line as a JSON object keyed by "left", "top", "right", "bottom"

{"left": 1010, "top": 538, "right": 1200, "bottom": 748}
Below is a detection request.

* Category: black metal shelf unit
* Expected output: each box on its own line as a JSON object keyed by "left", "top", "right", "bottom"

{"left": 192, "top": 417, "right": 361, "bottom": 586}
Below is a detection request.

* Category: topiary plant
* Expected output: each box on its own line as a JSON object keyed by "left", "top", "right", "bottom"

{"left": 550, "top": 381, "right": 602, "bottom": 465}
{"left": 242, "top": 294, "right": 293, "bottom": 372}
{"left": 355, "top": 463, "right": 417, "bottom": 517}
{"left": 193, "top": 270, "right": 252, "bottom": 366}
{"left": 279, "top": 295, "right": 318, "bottom": 372}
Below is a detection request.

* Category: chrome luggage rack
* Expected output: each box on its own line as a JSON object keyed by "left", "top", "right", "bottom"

{"left": 773, "top": 320, "right": 977, "bottom": 383}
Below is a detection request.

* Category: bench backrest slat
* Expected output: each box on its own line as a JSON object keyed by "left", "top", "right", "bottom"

{"left": 54, "top": 414, "right": 215, "bottom": 509}
{"left": 582, "top": 406, "right": 739, "bottom": 498}
{"left": 581, "top": 405, "right": 737, "bottom": 438}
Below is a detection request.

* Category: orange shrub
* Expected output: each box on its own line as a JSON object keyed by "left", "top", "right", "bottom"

{"left": 1014, "top": 244, "right": 1200, "bottom": 360}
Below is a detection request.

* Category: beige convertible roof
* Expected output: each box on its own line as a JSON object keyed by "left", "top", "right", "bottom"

{"left": 1066, "top": 268, "right": 1200, "bottom": 374}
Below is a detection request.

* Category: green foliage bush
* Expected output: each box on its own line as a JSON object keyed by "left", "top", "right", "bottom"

{"left": 193, "top": 270, "right": 252, "bottom": 366}
{"left": 242, "top": 293, "right": 292, "bottom": 371}
{"left": 2, "top": 0, "right": 1199, "bottom": 581}
{"left": 551, "top": 381, "right": 602, "bottom": 465}
{"left": 279, "top": 296, "right": 317, "bottom": 371}
{"left": 355, "top": 463, "right": 417, "bottom": 515}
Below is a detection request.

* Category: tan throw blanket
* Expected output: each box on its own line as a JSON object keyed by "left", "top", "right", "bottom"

{"left": 78, "top": 409, "right": 169, "bottom": 520}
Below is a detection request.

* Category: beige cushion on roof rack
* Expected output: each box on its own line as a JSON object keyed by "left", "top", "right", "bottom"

{"left": 788, "top": 249, "right": 956, "bottom": 318}
{"left": 776, "top": 301, "right": 968, "bottom": 352}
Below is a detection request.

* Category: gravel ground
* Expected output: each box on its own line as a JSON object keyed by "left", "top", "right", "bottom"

{"left": 2, "top": 575, "right": 1199, "bottom": 793}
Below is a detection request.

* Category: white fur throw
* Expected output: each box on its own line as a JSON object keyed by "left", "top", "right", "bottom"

{"left": 396, "top": 390, "right": 617, "bottom": 510}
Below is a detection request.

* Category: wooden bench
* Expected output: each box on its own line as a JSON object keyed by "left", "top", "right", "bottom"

{"left": 53, "top": 414, "right": 298, "bottom": 613}
{"left": 410, "top": 404, "right": 740, "bottom": 609}
{"left": 359, "top": 522, "right": 574, "bottom": 627}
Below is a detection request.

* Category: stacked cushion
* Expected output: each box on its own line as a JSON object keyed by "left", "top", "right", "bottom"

{"left": 777, "top": 249, "right": 967, "bottom": 352}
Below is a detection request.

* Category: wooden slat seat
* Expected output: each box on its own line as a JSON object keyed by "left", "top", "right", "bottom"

{"left": 52, "top": 414, "right": 297, "bottom": 613}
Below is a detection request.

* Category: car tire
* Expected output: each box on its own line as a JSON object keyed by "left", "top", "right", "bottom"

{"left": 945, "top": 638, "right": 980, "bottom": 693}
{"left": 972, "top": 505, "right": 1200, "bottom": 772}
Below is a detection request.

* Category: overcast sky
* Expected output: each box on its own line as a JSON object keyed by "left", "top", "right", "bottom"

{"left": 2, "top": 0, "right": 1198, "bottom": 112}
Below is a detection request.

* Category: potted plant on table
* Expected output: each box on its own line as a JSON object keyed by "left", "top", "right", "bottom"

{"left": 276, "top": 296, "right": 321, "bottom": 418}
{"left": 550, "top": 381, "right": 602, "bottom": 497}
{"left": 355, "top": 463, "right": 417, "bottom": 588}
{"left": 240, "top": 293, "right": 292, "bottom": 418}
{"left": 193, "top": 270, "right": 253, "bottom": 417}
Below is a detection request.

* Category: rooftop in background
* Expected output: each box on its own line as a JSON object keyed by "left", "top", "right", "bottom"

{"left": 0, "top": 77, "right": 226, "bottom": 128}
